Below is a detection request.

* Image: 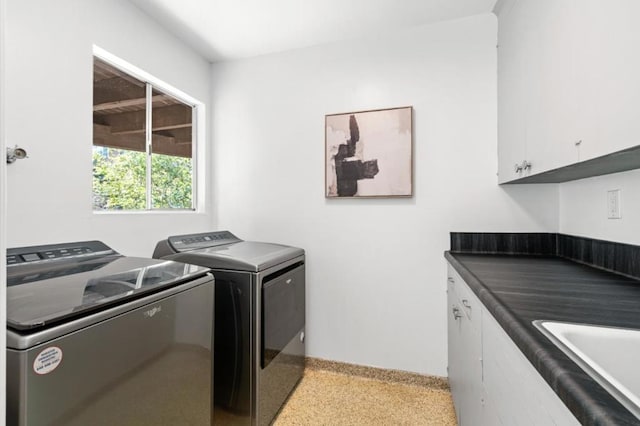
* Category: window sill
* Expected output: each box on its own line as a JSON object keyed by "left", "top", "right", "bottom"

{"left": 92, "top": 209, "right": 203, "bottom": 216}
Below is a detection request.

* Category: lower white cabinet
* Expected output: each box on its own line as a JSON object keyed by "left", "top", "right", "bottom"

{"left": 446, "top": 263, "right": 579, "bottom": 426}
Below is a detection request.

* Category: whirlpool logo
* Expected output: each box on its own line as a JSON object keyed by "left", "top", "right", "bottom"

{"left": 143, "top": 306, "right": 162, "bottom": 318}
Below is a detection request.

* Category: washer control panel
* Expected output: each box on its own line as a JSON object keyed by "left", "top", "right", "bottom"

{"left": 7, "top": 241, "right": 116, "bottom": 266}
{"left": 168, "top": 231, "right": 241, "bottom": 251}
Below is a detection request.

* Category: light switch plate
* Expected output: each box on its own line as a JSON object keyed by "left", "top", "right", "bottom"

{"left": 607, "top": 189, "right": 621, "bottom": 219}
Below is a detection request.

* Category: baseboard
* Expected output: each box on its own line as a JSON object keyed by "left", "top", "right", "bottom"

{"left": 304, "top": 357, "right": 449, "bottom": 391}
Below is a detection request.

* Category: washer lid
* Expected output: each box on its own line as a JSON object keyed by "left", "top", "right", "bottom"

{"left": 175, "top": 241, "right": 304, "bottom": 272}
{"left": 7, "top": 256, "right": 210, "bottom": 332}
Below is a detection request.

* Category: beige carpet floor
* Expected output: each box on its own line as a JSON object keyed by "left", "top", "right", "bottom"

{"left": 274, "top": 369, "right": 458, "bottom": 425}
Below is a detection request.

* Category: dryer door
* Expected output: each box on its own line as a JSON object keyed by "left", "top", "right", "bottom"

{"left": 261, "top": 263, "right": 305, "bottom": 369}
{"left": 259, "top": 262, "right": 305, "bottom": 425}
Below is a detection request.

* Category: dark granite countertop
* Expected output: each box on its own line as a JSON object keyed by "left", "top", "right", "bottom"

{"left": 445, "top": 252, "right": 640, "bottom": 426}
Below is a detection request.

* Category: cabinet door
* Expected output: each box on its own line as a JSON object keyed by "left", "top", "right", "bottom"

{"left": 530, "top": 0, "right": 640, "bottom": 165}
{"left": 497, "top": 0, "right": 528, "bottom": 183}
{"left": 447, "top": 269, "right": 483, "bottom": 425}
{"left": 459, "top": 305, "right": 482, "bottom": 425}
{"left": 481, "top": 309, "right": 580, "bottom": 425}
{"left": 584, "top": 0, "right": 640, "bottom": 160}
{"left": 481, "top": 390, "right": 505, "bottom": 426}
{"left": 447, "top": 278, "right": 465, "bottom": 423}
{"left": 525, "top": 0, "right": 585, "bottom": 174}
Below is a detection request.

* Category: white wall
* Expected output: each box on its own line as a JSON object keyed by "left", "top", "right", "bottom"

{"left": 5, "top": 0, "right": 213, "bottom": 256}
{"left": 560, "top": 169, "right": 640, "bottom": 245}
{"left": 211, "top": 14, "right": 558, "bottom": 376}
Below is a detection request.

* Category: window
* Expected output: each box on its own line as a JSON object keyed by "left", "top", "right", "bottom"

{"left": 92, "top": 53, "right": 198, "bottom": 211}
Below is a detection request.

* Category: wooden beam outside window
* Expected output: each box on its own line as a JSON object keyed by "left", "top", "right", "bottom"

{"left": 95, "top": 104, "right": 192, "bottom": 134}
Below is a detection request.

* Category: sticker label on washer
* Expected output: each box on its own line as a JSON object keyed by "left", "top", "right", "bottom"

{"left": 33, "top": 346, "right": 63, "bottom": 375}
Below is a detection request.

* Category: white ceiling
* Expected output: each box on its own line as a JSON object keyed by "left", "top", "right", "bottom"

{"left": 130, "top": 0, "right": 498, "bottom": 62}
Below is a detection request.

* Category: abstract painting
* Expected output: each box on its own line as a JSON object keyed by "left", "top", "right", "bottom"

{"left": 325, "top": 106, "right": 413, "bottom": 198}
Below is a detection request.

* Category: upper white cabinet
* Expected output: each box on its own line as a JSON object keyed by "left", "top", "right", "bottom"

{"left": 497, "top": 0, "right": 640, "bottom": 183}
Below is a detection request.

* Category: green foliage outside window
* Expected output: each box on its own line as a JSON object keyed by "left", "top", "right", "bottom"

{"left": 93, "top": 148, "right": 193, "bottom": 210}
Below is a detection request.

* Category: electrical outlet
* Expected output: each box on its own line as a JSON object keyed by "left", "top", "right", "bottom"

{"left": 607, "top": 189, "right": 621, "bottom": 219}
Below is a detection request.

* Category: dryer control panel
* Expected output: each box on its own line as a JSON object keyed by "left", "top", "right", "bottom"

{"left": 168, "top": 231, "right": 242, "bottom": 252}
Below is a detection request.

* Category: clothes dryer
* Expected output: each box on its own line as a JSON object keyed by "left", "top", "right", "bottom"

{"left": 153, "top": 231, "right": 305, "bottom": 425}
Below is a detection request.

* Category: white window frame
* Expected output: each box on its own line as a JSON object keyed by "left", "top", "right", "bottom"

{"left": 92, "top": 45, "right": 205, "bottom": 213}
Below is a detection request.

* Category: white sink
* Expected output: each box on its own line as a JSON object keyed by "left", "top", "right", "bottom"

{"left": 533, "top": 320, "right": 640, "bottom": 419}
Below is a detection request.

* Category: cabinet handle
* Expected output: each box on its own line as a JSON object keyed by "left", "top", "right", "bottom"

{"left": 575, "top": 140, "right": 582, "bottom": 146}
{"left": 452, "top": 307, "right": 462, "bottom": 320}
{"left": 521, "top": 160, "right": 532, "bottom": 171}
{"left": 447, "top": 277, "right": 455, "bottom": 284}
{"left": 514, "top": 163, "right": 523, "bottom": 173}
{"left": 462, "top": 299, "right": 471, "bottom": 310}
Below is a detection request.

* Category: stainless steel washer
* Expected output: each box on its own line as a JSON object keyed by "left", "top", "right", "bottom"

{"left": 6, "top": 240, "right": 215, "bottom": 425}
{"left": 153, "top": 231, "right": 305, "bottom": 425}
